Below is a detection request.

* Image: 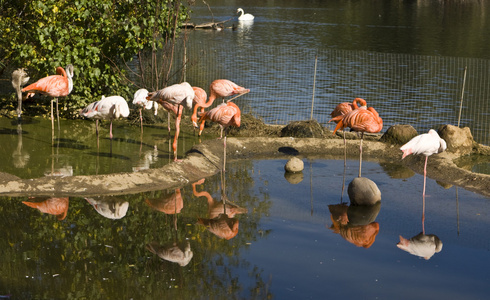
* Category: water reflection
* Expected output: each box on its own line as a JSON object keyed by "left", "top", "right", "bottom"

{"left": 397, "top": 188, "right": 443, "bottom": 260}
{"left": 85, "top": 196, "right": 130, "bottom": 219}
{"left": 329, "top": 174, "right": 381, "bottom": 248}
{"left": 145, "top": 188, "right": 183, "bottom": 214}
{"left": 328, "top": 203, "right": 381, "bottom": 249}
{"left": 22, "top": 197, "right": 69, "bottom": 220}
{"left": 195, "top": 173, "right": 248, "bottom": 240}
{"left": 146, "top": 241, "right": 193, "bottom": 266}
{"left": 12, "top": 124, "right": 30, "bottom": 168}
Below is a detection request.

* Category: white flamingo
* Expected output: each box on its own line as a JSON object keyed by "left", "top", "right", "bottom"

{"left": 146, "top": 82, "right": 195, "bottom": 161}
{"left": 80, "top": 95, "right": 130, "bottom": 140}
{"left": 132, "top": 88, "right": 158, "bottom": 133}
{"left": 400, "top": 129, "right": 447, "bottom": 224}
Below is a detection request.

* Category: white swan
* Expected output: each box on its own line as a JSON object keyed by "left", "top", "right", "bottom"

{"left": 237, "top": 8, "right": 254, "bottom": 21}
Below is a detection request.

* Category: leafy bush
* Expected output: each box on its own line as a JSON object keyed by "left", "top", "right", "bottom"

{"left": 1, "top": 0, "right": 191, "bottom": 118}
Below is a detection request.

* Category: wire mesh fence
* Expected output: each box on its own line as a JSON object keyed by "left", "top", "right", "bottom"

{"left": 180, "top": 40, "right": 489, "bottom": 146}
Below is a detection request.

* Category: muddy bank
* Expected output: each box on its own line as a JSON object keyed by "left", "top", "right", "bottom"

{"left": 0, "top": 132, "right": 488, "bottom": 198}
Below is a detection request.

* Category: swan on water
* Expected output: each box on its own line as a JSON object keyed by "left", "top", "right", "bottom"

{"left": 237, "top": 8, "right": 254, "bottom": 21}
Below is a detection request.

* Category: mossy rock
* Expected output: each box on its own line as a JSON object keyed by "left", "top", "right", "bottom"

{"left": 380, "top": 125, "right": 418, "bottom": 144}
{"left": 280, "top": 120, "right": 325, "bottom": 138}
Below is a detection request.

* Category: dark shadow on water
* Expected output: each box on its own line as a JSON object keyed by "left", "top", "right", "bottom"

{"left": 54, "top": 138, "right": 91, "bottom": 150}
{"left": 0, "top": 127, "right": 27, "bottom": 135}
{"left": 87, "top": 152, "right": 131, "bottom": 160}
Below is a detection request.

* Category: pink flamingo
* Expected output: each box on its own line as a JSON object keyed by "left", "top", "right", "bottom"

{"left": 330, "top": 98, "right": 367, "bottom": 142}
{"left": 22, "top": 64, "right": 74, "bottom": 129}
{"left": 330, "top": 106, "right": 383, "bottom": 177}
{"left": 198, "top": 101, "right": 241, "bottom": 170}
{"left": 191, "top": 79, "right": 249, "bottom": 135}
{"left": 400, "top": 129, "right": 447, "bottom": 226}
{"left": 80, "top": 95, "right": 130, "bottom": 140}
{"left": 191, "top": 86, "right": 208, "bottom": 136}
{"left": 146, "top": 82, "right": 195, "bottom": 162}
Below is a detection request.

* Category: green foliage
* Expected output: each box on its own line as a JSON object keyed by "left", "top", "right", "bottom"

{"left": 0, "top": 0, "right": 191, "bottom": 118}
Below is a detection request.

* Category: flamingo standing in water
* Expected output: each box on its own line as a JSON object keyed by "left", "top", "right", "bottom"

{"left": 80, "top": 95, "right": 130, "bottom": 140}
{"left": 330, "top": 106, "right": 383, "bottom": 177}
{"left": 22, "top": 64, "right": 74, "bottom": 130}
{"left": 191, "top": 79, "right": 249, "bottom": 136}
{"left": 147, "top": 82, "right": 195, "bottom": 162}
{"left": 198, "top": 101, "right": 241, "bottom": 170}
{"left": 191, "top": 86, "right": 208, "bottom": 136}
{"left": 133, "top": 88, "right": 158, "bottom": 133}
{"left": 400, "top": 129, "right": 447, "bottom": 225}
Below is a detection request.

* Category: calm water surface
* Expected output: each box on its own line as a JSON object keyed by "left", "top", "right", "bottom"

{"left": 182, "top": 0, "right": 490, "bottom": 145}
{"left": 1, "top": 159, "right": 489, "bottom": 299}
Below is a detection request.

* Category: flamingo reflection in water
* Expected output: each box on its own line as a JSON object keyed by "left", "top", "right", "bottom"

{"left": 194, "top": 176, "right": 248, "bottom": 240}
{"left": 146, "top": 241, "right": 193, "bottom": 267}
{"left": 328, "top": 203, "right": 380, "bottom": 249}
{"left": 145, "top": 189, "right": 183, "bottom": 215}
{"left": 22, "top": 197, "right": 70, "bottom": 221}
{"left": 85, "top": 197, "right": 129, "bottom": 220}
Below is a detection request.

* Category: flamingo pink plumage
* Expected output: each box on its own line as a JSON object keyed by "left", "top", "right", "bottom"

{"left": 198, "top": 101, "right": 241, "bottom": 170}
{"left": 191, "top": 86, "right": 208, "bottom": 136}
{"left": 146, "top": 82, "right": 195, "bottom": 161}
{"left": 330, "top": 106, "right": 383, "bottom": 177}
{"left": 330, "top": 98, "right": 367, "bottom": 119}
{"left": 80, "top": 95, "right": 130, "bottom": 140}
{"left": 191, "top": 79, "right": 249, "bottom": 134}
{"left": 400, "top": 129, "right": 447, "bottom": 226}
{"left": 330, "top": 98, "right": 368, "bottom": 147}
{"left": 22, "top": 65, "right": 74, "bottom": 129}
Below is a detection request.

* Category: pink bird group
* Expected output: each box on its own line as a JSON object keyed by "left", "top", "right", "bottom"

{"left": 329, "top": 98, "right": 383, "bottom": 177}
{"left": 329, "top": 97, "right": 447, "bottom": 223}
{"left": 144, "top": 79, "right": 249, "bottom": 161}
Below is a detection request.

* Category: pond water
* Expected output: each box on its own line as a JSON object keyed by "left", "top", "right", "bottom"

{"left": 1, "top": 159, "right": 489, "bottom": 299}
{"left": 0, "top": 117, "right": 207, "bottom": 179}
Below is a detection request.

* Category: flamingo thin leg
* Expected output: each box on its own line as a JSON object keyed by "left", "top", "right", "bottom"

{"left": 422, "top": 156, "right": 428, "bottom": 233}
{"left": 172, "top": 106, "right": 183, "bottom": 162}
{"left": 358, "top": 133, "right": 364, "bottom": 177}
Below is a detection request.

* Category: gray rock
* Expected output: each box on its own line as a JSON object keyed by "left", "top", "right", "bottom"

{"left": 348, "top": 177, "right": 381, "bottom": 206}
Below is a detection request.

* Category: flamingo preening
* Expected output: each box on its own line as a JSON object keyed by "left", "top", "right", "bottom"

{"left": 132, "top": 88, "right": 159, "bottom": 133}
{"left": 191, "top": 79, "right": 249, "bottom": 135}
{"left": 11, "top": 68, "right": 30, "bottom": 122}
{"left": 198, "top": 101, "right": 241, "bottom": 170}
{"left": 400, "top": 129, "right": 447, "bottom": 226}
{"left": 330, "top": 105, "right": 383, "bottom": 177}
{"left": 146, "top": 82, "right": 195, "bottom": 161}
{"left": 21, "top": 64, "right": 74, "bottom": 130}
{"left": 80, "top": 95, "right": 130, "bottom": 141}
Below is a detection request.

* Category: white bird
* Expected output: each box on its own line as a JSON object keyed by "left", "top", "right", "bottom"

{"left": 400, "top": 129, "right": 447, "bottom": 222}
{"left": 146, "top": 82, "right": 195, "bottom": 161}
{"left": 133, "top": 88, "right": 158, "bottom": 133}
{"left": 80, "top": 95, "right": 130, "bottom": 140}
{"left": 237, "top": 8, "right": 254, "bottom": 21}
